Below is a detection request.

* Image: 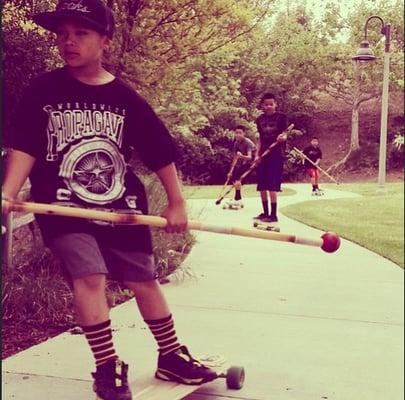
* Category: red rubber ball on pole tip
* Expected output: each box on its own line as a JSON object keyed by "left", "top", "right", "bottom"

{"left": 321, "top": 232, "right": 341, "bottom": 253}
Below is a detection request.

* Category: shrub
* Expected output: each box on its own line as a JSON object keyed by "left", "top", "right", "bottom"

{"left": 175, "top": 133, "right": 235, "bottom": 184}
{"left": 2, "top": 3, "right": 57, "bottom": 133}
{"left": 345, "top": 143, "right": 380, "bottom": 170}
{"left": 288, "top": 111, "right": 313, "bottom": 135}
{"left": 284, "top": 149, "right": 307, "bottom": 182}
{"left": 388, "top": 133, "right": 404, "bottom": 169}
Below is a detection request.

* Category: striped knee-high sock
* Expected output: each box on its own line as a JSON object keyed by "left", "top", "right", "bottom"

{"left": 82, "top": 320, "right": 118, "bottom": 367}
{"left": 145, "top": 314, "right": 181, "bottom": 356}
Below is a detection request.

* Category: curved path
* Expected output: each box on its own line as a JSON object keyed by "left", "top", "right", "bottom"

{"left": 2, "top": 184, "right": 403, "bottom": 399}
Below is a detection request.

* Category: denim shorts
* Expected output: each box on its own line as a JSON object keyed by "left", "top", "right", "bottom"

{"left": 48, "top": 232, "right": 157, "bottom": 283}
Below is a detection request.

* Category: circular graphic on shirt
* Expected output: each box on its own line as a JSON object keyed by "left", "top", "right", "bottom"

{"left": 59, "top": 138, "right": 126, "bottom": 204}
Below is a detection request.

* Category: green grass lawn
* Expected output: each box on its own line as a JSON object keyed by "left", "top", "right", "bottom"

{"left": 183, "top": 184, "right": 296, "bottom": 199}
{"left": 282, "top": 182, "right": 404, "bottom": 268}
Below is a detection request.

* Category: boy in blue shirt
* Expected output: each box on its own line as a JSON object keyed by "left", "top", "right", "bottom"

{"left": 226, "top": 125, "right": 255, "bottom": 207}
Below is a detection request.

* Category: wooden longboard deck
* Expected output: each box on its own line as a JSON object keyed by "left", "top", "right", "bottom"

{"left": 222, "top": 204, "right": 243, "bottom": 210}
{"left": 133, "top": 356, "right": 228, "bottom": 400}
{"left": 133, "top": 369, "right": 227, "bottom": 400}
{"left": 96, "top": 356, "right": 244, "bottom": 400}
{"left": 253, "top": 221, "right": 280, "bottom": 232}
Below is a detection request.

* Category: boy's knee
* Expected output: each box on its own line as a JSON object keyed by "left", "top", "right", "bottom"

{"left": 73, "top": 274, "right": 106, "bottom": 293}
{"left": 125, "top": 279, "right": 158, "bottom": 295}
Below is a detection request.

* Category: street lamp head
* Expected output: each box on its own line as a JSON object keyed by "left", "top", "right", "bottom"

{"left": 352, "top": 40, "right": 377, "bottom": 62}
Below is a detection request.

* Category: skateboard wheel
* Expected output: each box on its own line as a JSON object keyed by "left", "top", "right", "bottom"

{"left": 226, "top": 366, "right": 245, "bottom": 390}
{"left": 253, "top": 222, "right": 258, "bottom": 227}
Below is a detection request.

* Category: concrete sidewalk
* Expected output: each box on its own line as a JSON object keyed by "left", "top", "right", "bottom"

{"left": 2, "top": 184, "right": 404, "bottom": 399}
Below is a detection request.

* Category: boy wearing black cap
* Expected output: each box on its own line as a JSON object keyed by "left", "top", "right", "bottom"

{"left": 254, "top": 93, "right": 288, "bottom": 222}
{"left": 2, "top": 1, "right": 217, "bottom": 399}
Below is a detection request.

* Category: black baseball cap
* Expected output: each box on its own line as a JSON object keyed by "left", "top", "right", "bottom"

{"left": 32, "top": 0, "right": 115, "bottom": 38}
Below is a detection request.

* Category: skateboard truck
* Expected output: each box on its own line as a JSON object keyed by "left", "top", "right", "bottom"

{"left": 253, "top": 221, "right": 280, "bottom": 232}
{"left": 197, "top": 355, "right": 245, "bottom": 390}
{"left": 222, "top": 201, "right": 244, "bottom": 210}
{"left": 312, "top": 189, "right": 325, "bottom": 197}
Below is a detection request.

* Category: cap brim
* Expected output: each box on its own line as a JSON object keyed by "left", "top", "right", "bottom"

{"left": 32, "top": 11, "right": 107, "bottom": 36}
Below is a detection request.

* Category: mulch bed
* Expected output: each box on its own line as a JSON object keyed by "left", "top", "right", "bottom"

{"left": 2, "top": 320, "right": 72, "bottom": 359}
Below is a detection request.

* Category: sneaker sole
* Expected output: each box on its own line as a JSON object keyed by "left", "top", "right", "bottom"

{"left": 155, "top": 368, "right": 206, "bottom": 385}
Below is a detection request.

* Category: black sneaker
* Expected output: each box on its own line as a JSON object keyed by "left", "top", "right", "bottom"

{"left": 253, "top": 213, "right": 268, "bottom": 220}
{"left": 156, "top": 346, "right": 217, "bottom": 385}
{"left": 92, "top": 359, "right": 132, "bottom": 400}
{"left": 262, "top": 215, "right": 278, "bottom": 223}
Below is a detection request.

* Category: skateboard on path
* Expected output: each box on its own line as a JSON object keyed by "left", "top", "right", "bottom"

{"left": 96, "top": 355, "right": 245, "bottom": 400}
{"left": 311, "top": 189, "right": 325, "bottom": 197}
{"left": 222, "top": 200, "right": 244, "bottom": 210}
{"left": 253, "top": 220, "right": 280, "bottom": 232}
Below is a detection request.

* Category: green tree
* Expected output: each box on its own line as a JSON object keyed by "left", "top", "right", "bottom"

{"left": 2, "top": 2, "right": 58, "bottom": 133}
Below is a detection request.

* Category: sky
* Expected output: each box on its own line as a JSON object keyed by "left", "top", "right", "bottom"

{"left": 289, "top": 0, "right": 356, "bottom": 19}
{"left": 268, "top": 0, "right": 399, "bottom": 43}
{"left": 280, "top": 0, "right": 383, "bottom": 20}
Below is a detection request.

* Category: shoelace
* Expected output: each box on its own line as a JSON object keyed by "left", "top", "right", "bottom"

{"left": 177, "top": 351, "right": 207, "bottom": 370}
{"left": 114, "top": 362, "right": 129, "bottom": 387}
{"left": 188, "top": 356, "right": 209, "bottom": 370}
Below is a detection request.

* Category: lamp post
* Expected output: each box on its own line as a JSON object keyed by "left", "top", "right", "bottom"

{"left": 352, "top": 16, "right": 391, "bottom": 193}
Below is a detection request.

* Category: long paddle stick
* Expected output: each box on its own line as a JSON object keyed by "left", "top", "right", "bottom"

{"left": 292, "top": 147, "right": 339, "bottom": 185}
{"left": 4, "top": 200, "right": 341, "bottom": 253}
{"left": 216, "top": 156, "right": 238, "bottom": 201}
{"left": 215, "top": 124, "right": 295, "bottom": 205}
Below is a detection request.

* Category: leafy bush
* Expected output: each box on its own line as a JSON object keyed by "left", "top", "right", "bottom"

{"left": 2, "top": 243, "right": 73, "bottom": 326}
{"left": 345, "top": 143, "right": 380, "bottom": 170}
{"left": 283, "top": 149, "right": 307, "bottom": 182}
{"left": 287, "top": 111, "right": 313, "bottom": 135}
{"left": 2, "top": 3, "right": 57, "bottom": 133}
{"left": 174, "top": 133, "right": 234, "bottom": 184}
{"left": 388, "top": 133, "right": 404, "bottom": 169}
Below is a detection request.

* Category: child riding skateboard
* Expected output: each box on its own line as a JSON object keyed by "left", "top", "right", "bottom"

{"left": 224, "top": 125, "right": 255, "bottom": 209}
{"left": 2, "top": 1, "right": 218, "bottom": 399}
{"left": 254, "top": 92, "right": 288, "bottom": 223}
{"left": 302, "top": 137, "right": 323, "bottom": 195}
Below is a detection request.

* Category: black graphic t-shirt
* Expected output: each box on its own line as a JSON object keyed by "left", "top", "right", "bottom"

{"left": 303, "top": 145, "right": 322, "bottom": 168}
{"left": 9, "top": 68, "right": 177, "bottom": 251}
{"left": 255, "top": 112, "right": 288, "bottom": 159}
